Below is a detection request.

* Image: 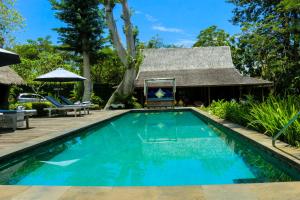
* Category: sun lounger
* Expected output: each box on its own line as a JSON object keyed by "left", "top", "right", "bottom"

{"left": 59, "top": 96, "right": 91, "bottom": 114}
{"left": 60, "top": 95, "right": 93, "bottom": 107}
{"left": 44, "top": 96, "right": 88, "bottom": 117}
{"left": 59, "top": 95, "right": 76, "bottom": 105}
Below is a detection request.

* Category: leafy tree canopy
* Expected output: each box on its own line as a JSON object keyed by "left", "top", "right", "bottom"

{"left": 143, "top": 35, "right": 182, "bottom": 49}
{"left": 193, "top": 25, "right": 234, "bottom": 47}
{"left": 12, "top": 37, "right": 75, "bottom": 93}
{"left": 91, "top": 47, "right": 124, "bottom": 86}
{"left": 50, "top": 0, "right": 106, "bottom": 59}
{"left": 227, "top": 0, "right": 300, "bottom": 94}
{"left": 0, "top": 0, "right": 24, "bottom": 47}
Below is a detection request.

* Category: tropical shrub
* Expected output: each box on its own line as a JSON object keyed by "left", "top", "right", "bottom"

{"left": 246, "top": 96, "right": 300, "bottom": 146}
{"left": 132, "top": 102, "right": 143, "bottom": 109}
{"left": 90, "top": 93, "right": 104, "bottom": 106}
{"left": 113, "top": 94, "right": 143, "bottom": 109}
{"left": 203, "top": 95, "right": 300, "bottom": 147}
{"left": 9, "top": 102, "right": 32, "bottom": 110}
{"left": 209, "top": 99, "right": 250, "bottom": 126}
{"left": 32, "top": 102, "right": 53, "bottom": 116}
{"left": 88, "top": 104, "right": 101, "bottom": 110}
{"left": 9, "top": 102, "right": 52, "bottom": 116}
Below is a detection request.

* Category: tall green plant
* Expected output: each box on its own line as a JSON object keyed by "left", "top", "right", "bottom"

{"left": 209, "top": 99, "right": 250, "bottom": 126}
{"left": 246, "top": 96, "right": 300, "bottom": 146}
{"left": 205, "top": 95, "right": 300, "bottom": 147}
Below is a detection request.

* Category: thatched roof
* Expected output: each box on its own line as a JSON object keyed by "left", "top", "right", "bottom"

{"left": 135, "top": 46, "right": 272, "bottom": 88}
{"left": 0, "top": 66, "right": 25, "bottom": 85}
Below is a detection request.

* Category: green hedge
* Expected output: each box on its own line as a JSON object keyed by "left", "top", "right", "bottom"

{"left": 208, "top": 99, "right": 250, "bottom": 126}
{"left": 9, "top": 102, "right": 52, "bottom": 116}
{"left": 9, "top": 102, "right": 33, "bottom": 110}
{"left": 202, "top": 95, "right": 300, "bottom": 147}
{"left": 32, "top": 102, "right": 53, "bottom": 116}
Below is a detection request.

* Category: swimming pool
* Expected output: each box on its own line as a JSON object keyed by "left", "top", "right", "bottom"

{"left": 0, "top": 110, "right": 299, "bottom": 186}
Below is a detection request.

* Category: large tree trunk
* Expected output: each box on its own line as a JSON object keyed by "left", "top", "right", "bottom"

{"left": 120, "top": 0, "right": 136, "bottom": 57}
{"left": 104, "top": 66, "right": 136, "bottom": 110}
{"left": 103, "top": 0, "right": 137, "bottom": 110}
{"left": 82, "top": 36, "right": 92, "bottom": 102}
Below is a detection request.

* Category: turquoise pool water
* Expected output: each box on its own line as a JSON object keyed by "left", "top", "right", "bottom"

{"left": 0, "top": 111, "right": 298, "bottom": 186}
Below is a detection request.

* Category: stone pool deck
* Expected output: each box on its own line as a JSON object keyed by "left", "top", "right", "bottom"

{"left": 0, "top": 182, "right": 300, "bottom": 200}
{"left": 0, "top": 108, "right": 300, "bottom": 200}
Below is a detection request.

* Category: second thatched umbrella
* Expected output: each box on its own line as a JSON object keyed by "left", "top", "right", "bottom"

{"left": 34, "top": 68, "right": 86, "bottom": 95}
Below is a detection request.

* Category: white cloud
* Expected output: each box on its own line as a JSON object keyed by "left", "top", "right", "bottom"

{"left": 135, "top": 10, "right": 142, "bottom": 14}
{"left": 145, "top": 14, "right": 158, "bottom": 22}
{"left": 152, "top": 25, "right": 183, "bottom": 33}
{"left": 174, "top": 39, "right": 196, "bottom": 47}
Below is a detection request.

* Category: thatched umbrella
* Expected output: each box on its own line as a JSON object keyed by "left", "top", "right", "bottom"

{"left": 0, "top": 48, "right": 21, "bottom": 67}
{"left": 0, "top": 66, "right": 25, "bottom": 85}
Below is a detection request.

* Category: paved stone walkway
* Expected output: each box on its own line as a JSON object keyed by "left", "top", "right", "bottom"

{"left": 0, "top": 182, "right": 300, "bottom": 200}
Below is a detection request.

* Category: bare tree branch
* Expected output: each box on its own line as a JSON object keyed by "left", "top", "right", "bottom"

{"left": 104, "top": 0, "right": 128, "bottom": 66}
{"left": 120, "top": 0, "right": 136, "bottom": 58}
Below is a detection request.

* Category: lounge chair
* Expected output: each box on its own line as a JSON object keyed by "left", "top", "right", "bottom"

{"left": 60, "top": 95, "right": 93, "bottom": 106}
{"left": 44, "top": 96, "right": 88, "bottom": 117}
{"left": 59, "top": 95, "right": 76, "bottom": 105}
{"left": 59, "top": 96, "right": 91, "bottom": 114}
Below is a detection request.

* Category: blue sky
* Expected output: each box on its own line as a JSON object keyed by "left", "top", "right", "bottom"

{"left": 14, "top": 0, "right": 240, "bottom": 47}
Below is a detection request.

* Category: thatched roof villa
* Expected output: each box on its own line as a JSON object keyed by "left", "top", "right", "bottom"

{"left": 0, "top": 66, "right": 25, "bottom": 109}
{"left": 135, "top": 46, "right": 272, "bottom": 105}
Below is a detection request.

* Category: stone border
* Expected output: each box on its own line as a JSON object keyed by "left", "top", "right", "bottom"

{"left": 1, "top": 182, "right": 300, "bottom": 200}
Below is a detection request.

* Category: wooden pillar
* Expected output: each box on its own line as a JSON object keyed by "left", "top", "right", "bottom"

{"left": 0, "top": 84, "right": 9, "bottom": 109}
{"left": 140, "top": 89, "right": 144, "bottom": 105}
{"left": 208, "top": 87, "right": 211, "bottom": 105}
{"left": 261, "top": 87, "right": 265, "bottom": 101}
{"left": 239, "top": 86, "right": 242, "bottom": 100}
